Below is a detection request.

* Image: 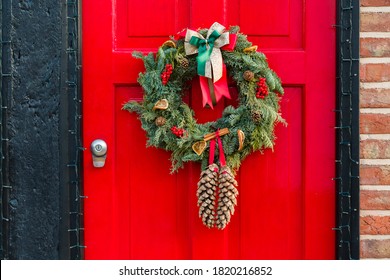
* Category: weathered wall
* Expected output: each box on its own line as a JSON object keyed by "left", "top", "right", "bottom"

{"left": 7, "top": 0, "right": 62, "bottom": 259}
{"left": 360, "top": 0, "right": 390, "bottom": 259}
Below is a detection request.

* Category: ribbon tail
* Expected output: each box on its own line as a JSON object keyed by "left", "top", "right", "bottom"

{"left": 199, "top": 64, "right": 231, "bottom": 108}
{"left": 209, "top": 139, "right": 216, "bottom": 166}
{"left": 216, "top": 131, "right": 226, "bottom": 167}
{"left": 221, "top": 34, "right": 237, "bottom": 51}
{"left": 213, "top": 64, "right": 231, "bottom": 102}
{"left": 199, "top": 76, "right": 214, "bottom": 109}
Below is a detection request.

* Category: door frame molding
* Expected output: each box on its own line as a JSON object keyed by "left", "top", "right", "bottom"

{"left": 59, "top": 0, "right": 84, "bottom": 260}
{"left": 335, "top": 0, "right": 360, "bottom": 260}
{"left": 60, "top": 0, "right": 360, "bottom": 260}
{"left": 1, "top": 0, "right": 12, "bottom": 260}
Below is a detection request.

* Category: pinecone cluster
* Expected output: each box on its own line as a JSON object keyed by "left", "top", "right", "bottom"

{"left": 197, "top": 164, "right": 239, "bottom": 229}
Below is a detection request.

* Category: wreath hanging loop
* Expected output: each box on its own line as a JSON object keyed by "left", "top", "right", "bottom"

{"left": 124, "top": 23, "right": 286, "bottom": 229}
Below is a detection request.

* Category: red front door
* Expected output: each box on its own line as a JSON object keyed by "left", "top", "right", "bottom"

{"left": 82, "top": 0, "right": 336, "bottom": 259}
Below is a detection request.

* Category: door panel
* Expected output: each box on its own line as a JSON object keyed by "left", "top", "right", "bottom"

{"left": 83, "top": 0, "right": 336, "bottom": 259}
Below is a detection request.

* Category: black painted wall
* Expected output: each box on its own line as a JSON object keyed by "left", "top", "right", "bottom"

{"left": 5, "top": 0, "right": 62, "bottom": 259}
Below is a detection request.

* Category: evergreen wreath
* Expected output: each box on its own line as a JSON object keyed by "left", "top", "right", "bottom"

{"left": 124, "top": 24, "right": 285, "bottom": 229}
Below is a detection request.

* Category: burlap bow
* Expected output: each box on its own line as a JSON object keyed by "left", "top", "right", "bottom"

{"left": 185, "top": 22, "right": 230, "bottom": 82}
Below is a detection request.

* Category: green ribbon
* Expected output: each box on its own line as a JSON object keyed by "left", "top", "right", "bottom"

{"left": 189, "top": 30, "right": 221, "bottom": 76}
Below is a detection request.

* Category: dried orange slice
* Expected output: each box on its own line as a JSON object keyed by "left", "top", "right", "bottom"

{"left": 153, "top": 99, "right": 169, "bottom": 110}
{"left": 192, "top": 140, "right": 207, "bottom": 156}
{"left": 237, "top": 130, "right": 245, "bottom": 151}
{"left": 162, "top": 40, "right": 177, "bottom": 49}
{"left": 243, "top": 45, "right": 258, "bottom": 54}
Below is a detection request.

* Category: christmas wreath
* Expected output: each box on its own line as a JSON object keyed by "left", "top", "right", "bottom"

{"left": 124, "top": 23, "right": 285, "bottom": 229}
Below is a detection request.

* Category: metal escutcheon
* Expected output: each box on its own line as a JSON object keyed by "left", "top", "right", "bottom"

{"left": 91, "top": 139, "right": 107, "bottom": 168}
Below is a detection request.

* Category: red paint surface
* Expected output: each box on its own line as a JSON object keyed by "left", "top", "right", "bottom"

{"left": 82, "top": 0, "right": 336, "bottom": 259}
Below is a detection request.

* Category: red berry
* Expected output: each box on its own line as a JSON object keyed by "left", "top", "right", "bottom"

{"left": 256, "top": 77, "right": 268, "bottom": 99}
{"left": 171, "top": 127, "right": 185, "bottom": 138}
{"left": 172, "top": 126, "right": 185, "bottom": 137}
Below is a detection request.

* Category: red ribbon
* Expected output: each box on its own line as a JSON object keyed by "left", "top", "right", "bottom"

{"left": 199, "top": 64, "right": 231, "bottom": 109}
{"left": 208, "top": 130, "right": 226, "bottom": 167}
{"left": 216, "top": 130, "right": 226, "bottom": 167}
{"left": 173, "top": 30, "right": 237, "bottom": 109}
{"left": 209, "top": 138, "right": 216, "bottom": 166}
{"left": 221, "top": 34, "right": 237, "bottom": 51}
{"left": 200, "top": 34, "right": 237, "bottom": 109}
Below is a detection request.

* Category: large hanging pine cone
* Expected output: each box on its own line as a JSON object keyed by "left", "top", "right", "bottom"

{"left": 197, "top": 163, "right": 219, "bottom": 228}
{"left": 216, "top": 166, "right": 239, "bottom": 230}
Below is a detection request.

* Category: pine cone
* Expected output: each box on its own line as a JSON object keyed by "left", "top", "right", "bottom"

{"left": 216, "top": 166, "right": 239, "bottom": 230}
{"left": 179, "top": 57, "right": 189, "bottom": 68}
{"left": 197, "top": 163, "right": 219, "bottom": 228}
{"left": 155, "top": 116, "right": 166, "bottom": 126}
{"left": 243, "top": 70, "right": 254, "bottom": 81}
{"left": 251, "top": 110, "right": 262, "bottom": 123}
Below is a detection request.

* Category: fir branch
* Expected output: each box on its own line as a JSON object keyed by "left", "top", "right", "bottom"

{"left": 122, "top": 101, "right": 143, "bottom": 114}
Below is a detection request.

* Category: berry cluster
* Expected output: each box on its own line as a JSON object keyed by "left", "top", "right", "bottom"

{"left": 171, "top": 126, "right": 184, "bottom": 137}
{"left": 256, "top": 77, "right": 268, "bottom": 99}
{"left": 161, "top": 64, "right": 173, "bottom": 85}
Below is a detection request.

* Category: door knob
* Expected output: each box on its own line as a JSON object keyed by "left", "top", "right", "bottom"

{"left": 91, "top": 139, "right": 107, "bottom": 168}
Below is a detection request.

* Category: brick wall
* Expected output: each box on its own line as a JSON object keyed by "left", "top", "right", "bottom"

{"left": 360, "top": 0, "right": 390, "bottom": 259}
